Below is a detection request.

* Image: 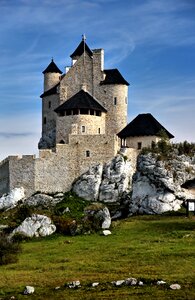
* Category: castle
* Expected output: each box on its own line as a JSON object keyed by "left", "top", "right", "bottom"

{"left": 0, "top": 37, "right": 173, "bottom": 197}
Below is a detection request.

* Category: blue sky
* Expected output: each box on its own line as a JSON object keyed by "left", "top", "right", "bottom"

{"left": 0, "top": 0, "right": 195, "bottom": 160}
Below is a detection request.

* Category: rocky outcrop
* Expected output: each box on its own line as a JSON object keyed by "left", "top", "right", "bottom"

{"left": 129, "top": 154, "right": 195, "bottom": 214}
{"left": 0, "top": 188, "right": 25, "bottom": 211}
{"left": 12, "top": 214, "right": 56, "bottom": 237}
{"left": 73, "top": 155, "right": 135, "bottom": 203}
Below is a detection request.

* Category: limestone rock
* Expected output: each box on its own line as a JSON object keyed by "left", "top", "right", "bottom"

{"left": 73, "top": 164, "right": 103, "bottom": 201}
{"left": 129, "top": 153, "right": 195, "bottom": 215}
{"left": 170, "top": 283, "right": 181, "bottom": 290}
{"left": 24, "top": 193, "right": 62, "bottom": 208}
{"left": 68, "top": 281, "right": 81, "bottom": 288}
{"left": 73, "top": 154, "right": 134, "bottom": 203}
{"left": 23, "top": 286, "right": 35, "bottom": 295}
{"left": 12, "top": 214, "right": 56, "bottom": 237}
{"left": 102, "top": 230, "right": 111, "bottom": 236}
{"left": 0, "top": 187, "right": 25, "bottom": 211}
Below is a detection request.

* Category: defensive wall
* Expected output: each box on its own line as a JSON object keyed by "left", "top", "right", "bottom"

{"left": 0, "top": 134, "right": 124, "bottom": 198}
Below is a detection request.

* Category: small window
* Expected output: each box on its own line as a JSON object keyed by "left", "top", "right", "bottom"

{"left": 96, "top": 111, "right": 101, "bottom": 117}
{"left": 114, "top": 97, "right": 117, "bottom": 105}
{"left": 137, "top": 142, "right": 142, "bottom": 150}
{"left": 125, "top": 97, "right": 128, "bottom": 104}
{"left": 81, "top": 126, "right": 86, "bottom": 133}
{"left": 59, "top": 140, "right": 65, "bottom": 144}
{"left": 98, "top": 128, "right": 100, "bottom": 134}
{"left": 43, "top": 117, "right": 47, "bottom": 124}
{"left": 48, "top": 101, "right": 51, "bottom": 108}
{"left": 86, "top": 150, "right": 90, "bottom": 157}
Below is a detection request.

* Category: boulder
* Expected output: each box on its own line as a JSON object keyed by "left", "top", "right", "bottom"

{"left": 23, "top": 286, "right": 35, "bottom": 295}
{"left": 12, "top": 214, "right": 56, "bottom": 237}
{"left": 24, "top": 193, "right": 62, "bottom": 208}
{"left": 0, "top": 187, "right": 25, "bottom": 211}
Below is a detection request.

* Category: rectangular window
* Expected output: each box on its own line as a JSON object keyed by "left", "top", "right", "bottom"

{"left": 137, "top": 142, "right": 142, "bottom": 150}
{"left": 43, "top": 117, "right": 46, "bottom": 124}
{"left": 114, "top": 97, "right": 117, "bottom": 105}
{"left": 48, "top": 101, "right": 51, "bottom": 108}
{"left": 98, "top": 128, "right": 100, "bottom": 134}
{"left": 125, "top": 97, "right": 128, "bottom": 104}
{"left": 81, "top": 126, "right": 86, "bottom": 133}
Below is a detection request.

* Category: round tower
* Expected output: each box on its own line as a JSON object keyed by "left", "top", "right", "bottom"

{"left": 100, "top": 69, "right": 129, "bottom": 136}
{"left": 42, "top": 58, "right": 62, "bottom": 91}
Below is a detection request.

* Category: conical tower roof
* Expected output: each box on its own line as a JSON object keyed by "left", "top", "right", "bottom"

{"left": 70, "top": 38, "right": 93, "bottom": 59}
{"left": 42, "top": 59, "right": 62, "bottom": 74}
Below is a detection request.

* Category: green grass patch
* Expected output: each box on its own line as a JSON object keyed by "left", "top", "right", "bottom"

{"left": 0, "top": 214, "right": 195, "bottom": 299}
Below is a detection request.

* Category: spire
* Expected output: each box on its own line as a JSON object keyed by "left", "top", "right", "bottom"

{"left": 42, "top": 59, "right": 62, "bottom": 74}
{"left": 70, "top": 37, "right": 92, "bottom": 59}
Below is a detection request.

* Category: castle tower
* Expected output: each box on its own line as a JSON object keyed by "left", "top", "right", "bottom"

{"left": 39, "top": 59, "right": 62, "bottom": 149}
{"left": 42, "top": 58, "right": 62, "bottom": 91}
{"left": 100, "top": 69, "right": 129, "bottom": 136}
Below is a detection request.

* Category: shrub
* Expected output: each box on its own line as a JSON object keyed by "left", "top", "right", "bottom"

{"left": 52, "top": 216, "right": 77, "bottom": 236}
{"left": 0, "top": 232, "right": 22, "bottom": 265}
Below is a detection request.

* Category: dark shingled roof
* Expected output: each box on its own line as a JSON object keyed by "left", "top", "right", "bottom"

{"left": 42, "top": 59, "right": 62, "bottom": 74}
{"left": 55, "top": 90, "right": 107, "bottom": 113}
{"left": 40, "top": 82, "right": 60, "bottom": 98}
{"left": 100, "top": 69, "right": 129, "bottom": 86}
{"left": 117, "top": 113, "right": 174, "bottom": 139}
{"left": 70, "top": 40, "right": 93, "bottom": 58}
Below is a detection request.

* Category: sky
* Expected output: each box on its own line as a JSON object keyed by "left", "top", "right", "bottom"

{"left": 0, "top": 0, "right": 195, "bottom": 161}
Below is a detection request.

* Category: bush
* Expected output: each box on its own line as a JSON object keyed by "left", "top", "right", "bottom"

{"left": 52, "top": 216, "right": 77, "bottom": 236}
{"left": 0, "top": 232, "right": 22, "bottom": 265}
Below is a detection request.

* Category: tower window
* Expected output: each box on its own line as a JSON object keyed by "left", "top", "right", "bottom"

{"left": 137, "top": 142, "right": 142, "bottom": 150}
{"left": 48, "top": 101, "right": 51, "bottom": 108}
{"left": 81, "top": 126, "right": 86, "bottom": 133}
{"left": 43, "top": 117, "right": 47, "bottom": 124}
{"left": 125, "top": 97, "right": 128, "bottom": 104}
{"left": 86, "top": 150, "right": 90, "bottom": 157}
{"left": 114, "top": 97, "right": 117, "bottom": 105}
{"left": 98, "top": 128, "right": 101, "bottom": 134}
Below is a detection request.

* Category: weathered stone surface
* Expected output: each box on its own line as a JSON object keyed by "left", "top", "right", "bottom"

{"left": 73, "top": 154, "right": 134, "bottom": 203}
{"left": 24, "top": 193, "right": 62, "bottom": 208}
{"left": 73, "top": 164, "right": 103, "bottom": 201}
{"left": 129, "top": 154, "right": 195, "bottom": 215}
{"left": 170, "top": 283, "right": 181, "bottom": 290}
{"left": 23, "top": 286, "right": 35, "bottom": 295}
{"left": 12, "top": 214, "right": 56, "bottom": 237}
{"left": 68, "top": 281, "right": 81, "bottom": 288}
{"left": 102, "top": 230, "right": 111, "bottom": 236}
{"left": 0, "top": 187, "right": 25, "bottom": 211}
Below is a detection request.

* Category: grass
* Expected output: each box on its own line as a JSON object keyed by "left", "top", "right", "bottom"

{"left": 0, "top": 214, "right": 195, "bottom": 299}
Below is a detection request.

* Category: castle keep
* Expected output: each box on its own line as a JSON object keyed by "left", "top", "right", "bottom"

{"left": 0, "top": 37, "right": 173, "bottom": 198}
{"left": 0, "top": 37, "right": 131, "bottom": 197}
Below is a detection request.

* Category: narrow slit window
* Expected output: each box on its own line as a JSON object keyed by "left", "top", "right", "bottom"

{"left": 48, "top": 101, "right": 51, "bottom": 108}
{"left": 86, "top": 150, "right": 90, "bottom": 157}
{"left": 43, "top": 117, "right": 47, "bottom": 124}
{"left": 98, "top": 128, "right": 101, "bottom": 134}
{"left": 81, "top": 126, "right": 86, "bottom": 133}
{"left": 114, "top": 97, "right": 117, "bottom": 105}
{"left": 137, "top": 142, "right": 142, "bottom": 150}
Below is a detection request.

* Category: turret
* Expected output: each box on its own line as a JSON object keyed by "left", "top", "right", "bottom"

{"left": 42, "top": 59, "right": 62, "bottom": 92}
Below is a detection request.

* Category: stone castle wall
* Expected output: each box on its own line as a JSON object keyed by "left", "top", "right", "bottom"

{"left": 126, "top": 136, "right": 161, "bottom": 149}
{"left": 56, "top": 113, "right": 106, "bottom": 144}
{"left": 0, "top": 134, "right": 120, "bottom": 197}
